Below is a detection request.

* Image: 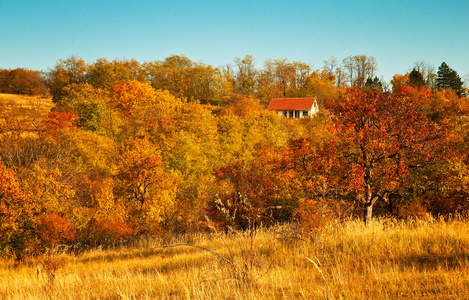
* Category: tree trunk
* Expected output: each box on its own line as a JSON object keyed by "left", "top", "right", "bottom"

{"left": 364, "top": 201, "right": 373, "bottom": 224}
{"left": 363, "top": 183, "right": 373, "bottom": 224}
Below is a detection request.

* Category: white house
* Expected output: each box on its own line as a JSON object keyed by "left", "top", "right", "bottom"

{"left": 267, "top": 98, "right": 318, "bottom": 118}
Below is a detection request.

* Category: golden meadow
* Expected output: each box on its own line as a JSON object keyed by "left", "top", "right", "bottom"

{"left": 1, "top": 218, "right": 469, "bottom": 299}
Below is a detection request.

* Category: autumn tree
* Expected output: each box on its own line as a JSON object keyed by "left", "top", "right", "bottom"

{"left": 258, "top": 58, "right": 312, "bottom": 100}
{"left": 0, "top": 68, "right": 48, "bottom": 96}
{"left": 272, "top": 58, "right": 297, "bottom": 97}
{"left": 228, "top": 55, "right": 258, "bottom": 96}
{"left": 144, "top": 55, "right": 218, "bottom": 103}
{"left": 114, "top": 139, "right": 163, "bottom": 206}
{"left": 20, "top": 165, "right": 78, "bottom": 249}
{"left": 189, "top": 63, "right": 219, "bottom": 103}
{"left": 412, "top": 61, "right": 436, "bottom": 87}
{"left": 0, "top": 160, "right": 37, "bottom": 259}
{"left": 257, "top": 60, "right": 282, "bottom": 104}
{"left": 219, "top": 95, "right": 287, "bottom": 164}
{"left": 415, "top": 87, "right": 469, "bottom": 215}
{"left": 144, "top": 55, "right": 194, "bottom": 99}
{"left": 114, "top": 138, "right": 176, "bottom": 232}
{"left": 47, "top": 56, "right": 89, "bottom": 102}
{"left": 42, "top": 110, "right": 78, "bottom": 137}
{"left": 274, "top": 108, "right": 351, "bottom": 227}
{"left": 326, "top": 88, "right": 444, "bottom": 224}
{"left": 342, "top": 55, "right": 377, "bottom": 87}
{"left": 54, "top": 83, "right": 114, "bottom": 133}
{"left": 282, "top": 138, "right": 344, "bottom": 223}
{"left": 390, "top": 73, "right": 410, "bottom": 93}
{"left": 208, "top": 162, "right": 276, "bottom": 230}
{"left": 281, "top": 113, "right": 338, "bottom": 200}
{"left": 0, "top": 137, "right": 81, "bottom": 256}
{"left": 109, "top": 80, "right": 183, "bottom": 139}
{"left": 210, "top": 67, "right": 235, "bottom": 106}
{"left": 302, "top": 70, "right": 339, "bottom": 106}
{"left": 87, "top": 58, "right": 145, "bottom": 90}
{"left": 322, "top": 56, "right": 339, "bottom": 79}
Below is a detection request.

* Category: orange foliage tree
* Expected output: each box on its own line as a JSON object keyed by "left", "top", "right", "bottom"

{"left": 0, "top": 68, "right": 48, "bottom": 96}
{"left": 42, "top": 110, "right": 78, "bottom": 137}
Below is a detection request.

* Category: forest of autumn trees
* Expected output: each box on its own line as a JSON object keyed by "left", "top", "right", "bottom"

{"left": 1, "top": 54, "right": 468, "bottom": 259}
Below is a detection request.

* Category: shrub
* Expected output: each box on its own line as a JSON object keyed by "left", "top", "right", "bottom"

{"left": 293, "top": 198, "right": 346, "bottom": 232}
{"left": 396, "top": 202, "right": 429, "bottom": 220}
{"left": 80, "top": 218, "right": 134, "bottom": 248}
{"left": 36, "top": 213, "right": 77, "bottom": 249}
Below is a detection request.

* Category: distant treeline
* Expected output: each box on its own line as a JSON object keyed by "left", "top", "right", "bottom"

{"left": 2, "top": 54, "right": 465, "bottom": 103}
{"left": 0, "top": 68, "right": 48, "bottom": 96}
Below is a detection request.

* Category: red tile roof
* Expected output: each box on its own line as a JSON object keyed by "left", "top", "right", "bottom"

{"left": 267, "top": 98, "right": 317, "bottom": 110}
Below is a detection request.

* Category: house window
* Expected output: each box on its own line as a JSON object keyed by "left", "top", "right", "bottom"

{"left": 295, "top": 111, "right": 300, "bottom": 118}
{"left": 303, "top": 111, "right": 308, "bottom": 117}
{"left": 290, "top": 111, "right": 293, "bottom": 118}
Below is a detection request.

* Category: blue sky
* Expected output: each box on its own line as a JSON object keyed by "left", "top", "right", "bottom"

{"left": 1, "top": 0, "right": 468, "bottom": 82}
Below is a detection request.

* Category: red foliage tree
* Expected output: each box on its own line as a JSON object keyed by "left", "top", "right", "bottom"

{"left": 208, "top": 162, "right": 275, "bottom": 230}
{"left": 42, "top": 111, "right": 78, "bottom": 137}
{"left": 326, "top": 88, "right": 445, "bottom": 224}
{"left": 36, "top": 213, "right": 77, "bottom": 248}
{"left": 281, "top": 138, "right": 351, "bottom": 228}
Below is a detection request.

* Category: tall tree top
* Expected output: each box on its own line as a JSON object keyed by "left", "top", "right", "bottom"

{"left": 437, "top": 62, "right": 464, "bottom": 96}
{"left": 408, "top": 68, "right": 425, "bottom": 88}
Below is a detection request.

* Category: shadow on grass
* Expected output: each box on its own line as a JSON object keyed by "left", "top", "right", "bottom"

{"left": 77, "top": 245, "right": 204, "bottom": 264}
{"left": 399, "top": 252, "right": 469, "bottom": 270}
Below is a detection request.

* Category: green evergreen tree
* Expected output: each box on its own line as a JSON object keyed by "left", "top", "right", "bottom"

{"left": 365, "top": 76, "right": 383, "bottom": 91}
{"left": 408, "top": 68, "right": 425, "bottom": 87}
{"left": 437, "top": 62, "right": 464, "bottom": 96}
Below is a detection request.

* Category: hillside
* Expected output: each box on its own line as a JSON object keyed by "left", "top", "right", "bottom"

{"left": 0, "top": 93, "right": 54, "bottom": 135}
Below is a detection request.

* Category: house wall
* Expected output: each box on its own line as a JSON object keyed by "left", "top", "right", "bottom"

{"left": 272, "top": 102, "right": 319, "bottom": 118}
{"left": 311, "top": 102, "right": 319, "bottom": 115}
{"left": 278, "top": 109, "right": 316, "bottom": 118}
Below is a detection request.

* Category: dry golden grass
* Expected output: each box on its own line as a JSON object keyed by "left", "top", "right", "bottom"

{"left": 1, "top": 218, "right": 469, "bottom": 299}
{"left": 0, "top": 93, "right": 54, "bottom": 135}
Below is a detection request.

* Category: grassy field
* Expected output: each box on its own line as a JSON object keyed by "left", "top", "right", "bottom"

{"left": 1, "top": 218, "right": 468, "bottom": 299}
{"left": 0, "top": 93, "right": 54, "bottom": 135}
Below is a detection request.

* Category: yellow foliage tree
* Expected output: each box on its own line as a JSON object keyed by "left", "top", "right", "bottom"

{"left": 114, "top": 138, "right": 177, "bottom": 233}
{"left": 110, "top": 80, "right": 183, "bottom": 138}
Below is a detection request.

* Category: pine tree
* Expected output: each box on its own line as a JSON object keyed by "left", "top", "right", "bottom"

{"left": 437, "top": 62, "right": 464, "bottom": 96}
{"left": 409, "top": 68, "right": 425, "bottom": 87}
{"left": 365, "top": 76, "right": 383, "bottom": 91}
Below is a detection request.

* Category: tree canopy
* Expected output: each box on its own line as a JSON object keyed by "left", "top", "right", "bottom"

{"left": 0, "top": 54, "right": 468, "bottom": 258}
